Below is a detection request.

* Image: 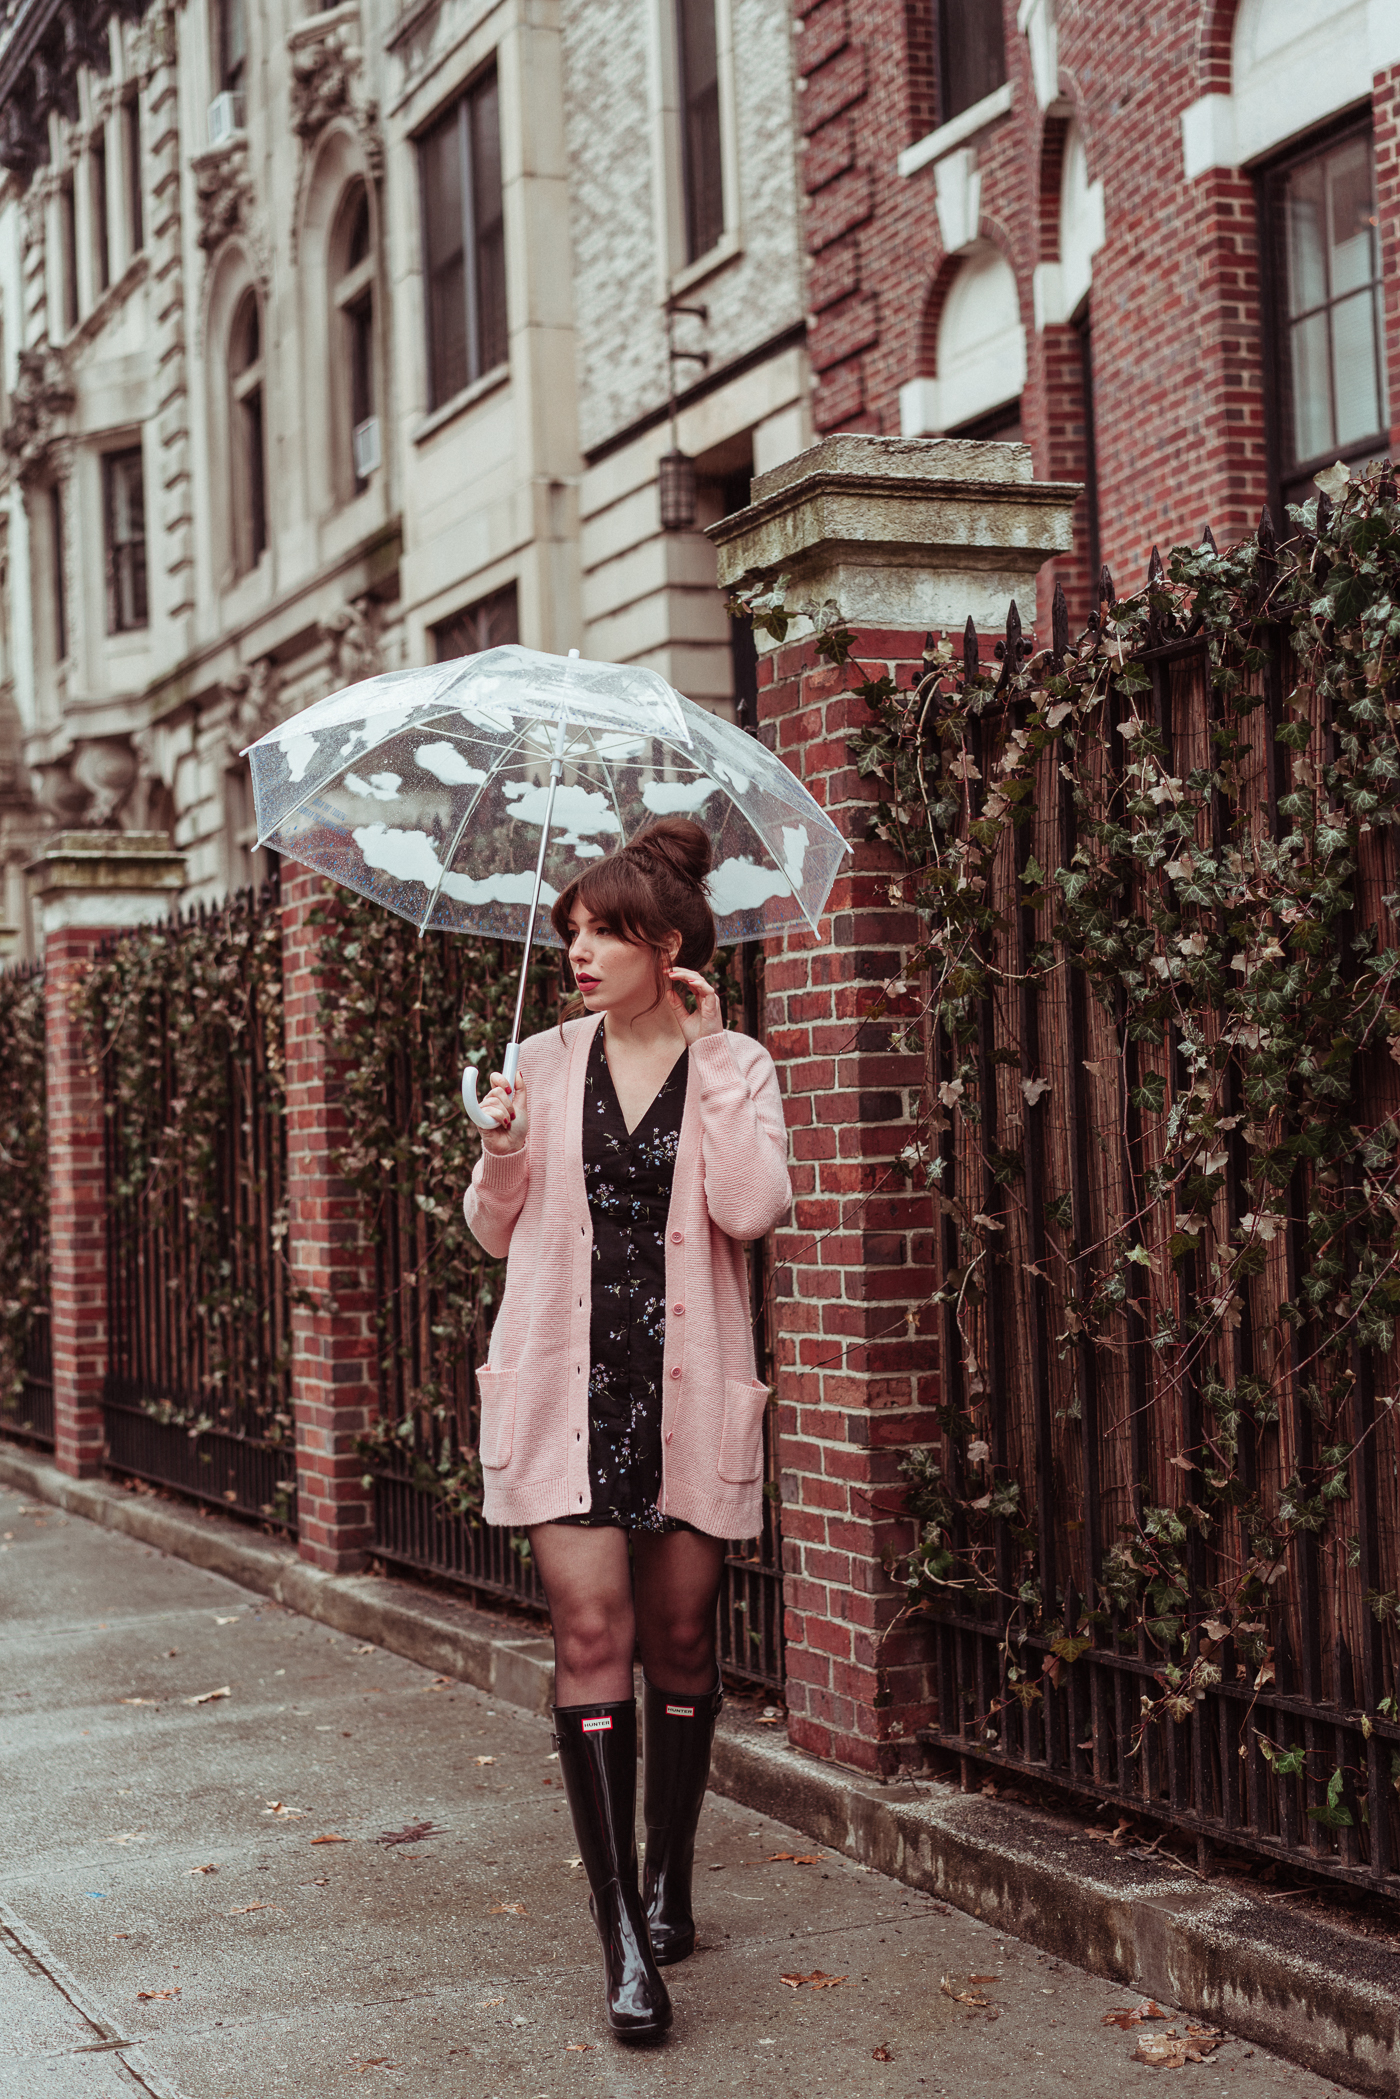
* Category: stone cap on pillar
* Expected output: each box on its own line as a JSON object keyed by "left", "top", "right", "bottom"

{"left": 27, "top": 831, "right": 187, "bottom": 935}
{"left": 707, "top": 433, "right": 1082, "bottom": 640}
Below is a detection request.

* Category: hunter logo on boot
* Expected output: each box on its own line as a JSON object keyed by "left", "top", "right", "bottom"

{"left": 665, "top": 1704, "right": 695, "bottom": 1717}
{"left": 582, "top": 1715, "right": 613, "bottom": 1733}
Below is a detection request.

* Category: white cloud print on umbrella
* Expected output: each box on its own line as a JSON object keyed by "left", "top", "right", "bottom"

{"left": 243, "top": 642, "right": 849, "bottom": 1127}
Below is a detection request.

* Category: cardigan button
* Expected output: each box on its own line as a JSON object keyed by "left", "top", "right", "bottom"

{"left": 670, "top": 1231, "right": 683, "bottom": 1244}
{"left": 669, "top": 1367, "right": 682, "bottom": 1381}
{"left": 665, "top": 1431, "right": 673, "bottom": 1445}
{"left": 672, "top": 1303, "right": 684, "bottom": 1316}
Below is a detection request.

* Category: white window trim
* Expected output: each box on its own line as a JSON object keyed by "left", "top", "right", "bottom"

{"left": 649, "top": 0, "right": 744, "bottom": 301}
{"left": 1180, "top": 0, "right": 1400, "bottom": 179}
{"left": 898, "top": 80, "right": 1012, "bottom": 181}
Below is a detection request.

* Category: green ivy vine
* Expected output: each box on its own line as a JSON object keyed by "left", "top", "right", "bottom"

{"left": 0, "top": 962, "right": 47, "bottom": 1418}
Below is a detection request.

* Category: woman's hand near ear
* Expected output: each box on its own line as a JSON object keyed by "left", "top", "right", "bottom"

{"left": 666, "top": 968, "right": 723, "bottom": 1045}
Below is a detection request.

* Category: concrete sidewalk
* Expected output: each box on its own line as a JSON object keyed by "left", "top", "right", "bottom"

{"left": 0, "top": 1454, "right": 1395, "bottom": 2097}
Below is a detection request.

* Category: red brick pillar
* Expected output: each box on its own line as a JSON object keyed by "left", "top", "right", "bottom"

{"left": 282, "top": 863, "right": 377, "bottom": 1573}
{"left": 28, "top": 833, "right": 186, "bottom": 1478}
{"left": 710, "top": 434, "right": 1080, "bottom": 1774}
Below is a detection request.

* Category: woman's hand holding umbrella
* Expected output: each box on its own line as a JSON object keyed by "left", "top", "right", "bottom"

{"left": 667, "top": 967, "right": 723, "bottom": 1046}
{"left": 479, "top": 1071, "right": 528, "bottom": 1156}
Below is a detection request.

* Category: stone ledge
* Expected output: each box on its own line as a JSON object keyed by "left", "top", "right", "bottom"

{"left": 3, "top": 1439, "right": 1394, "bottom": 2094}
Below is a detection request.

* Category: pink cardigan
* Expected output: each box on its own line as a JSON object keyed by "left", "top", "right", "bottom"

{"left": 462, "top": 1013, "right": 791, "bottom": 1538}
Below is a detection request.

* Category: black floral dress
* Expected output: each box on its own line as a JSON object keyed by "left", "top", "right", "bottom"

{"left": 558, "top": 1024, "right": 687, "bottom": 1534}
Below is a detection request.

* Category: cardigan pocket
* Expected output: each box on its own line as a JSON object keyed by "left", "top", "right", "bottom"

{"left": 718, "top": 1379, "right": 770, "bottom": 1484}
{"left": 476, "top": 1369, "right": 517, "bottom": 1470}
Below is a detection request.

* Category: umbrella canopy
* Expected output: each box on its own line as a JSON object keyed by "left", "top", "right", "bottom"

{"left": 244, "top": 644, "right": 848, "bottom": 945}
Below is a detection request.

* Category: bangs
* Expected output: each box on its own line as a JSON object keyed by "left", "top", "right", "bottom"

{"left": 550, "top": 853, "right": 661, "bottom": 948}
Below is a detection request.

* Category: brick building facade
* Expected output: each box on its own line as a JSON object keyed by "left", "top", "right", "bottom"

{"left": 795, "top": 0, "right": 1400, "bottom": 628}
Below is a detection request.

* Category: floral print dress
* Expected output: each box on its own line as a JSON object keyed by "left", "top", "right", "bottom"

{"left": 558, "top": 1023, "right": 687, "bottom": 1534}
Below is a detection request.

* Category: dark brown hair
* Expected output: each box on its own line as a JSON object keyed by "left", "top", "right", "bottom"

{"left": 551, "top": 816, "right": 717, "bottom": 1021}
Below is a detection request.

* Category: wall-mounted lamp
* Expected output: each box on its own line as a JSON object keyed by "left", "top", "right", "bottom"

{"left": 659, "top": 301, "right": 709, "bottom": 534}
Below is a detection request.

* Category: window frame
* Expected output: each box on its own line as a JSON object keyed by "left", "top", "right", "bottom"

{"left": 331, "top": 181, "right": 376, "bottom": 497}
{"left": 417, "top": 65, "right": 508, "bottom": 415}
{"left": 675, "top": 0, "right": 724, "bottom": 267}
{"left": 1256, "top": 107, "right": 1389, "bottom": 523}
{"left": 228, "top": 289, "right": 268, "bottom": 577}
{"left": 432, "top": 580, "right": 519, "bottom": 661}
{"left": 102, "top": 445, "right": 149, "bottom": 635}
{"left": 124, "top": 93, "right": 144, "bottom": 258}
{"left": 935, "top": 0, "right": 1008, "bottom": 131}
{"left": 91, "top": 131, "right": 110, "bottom": 296}
{"left": 57, "top": 172, "right": 79, "bottom": 333}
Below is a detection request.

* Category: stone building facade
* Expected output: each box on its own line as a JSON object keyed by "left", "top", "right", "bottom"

{"left": 0, "top": 0, "right": 811, "bottom": 953}
{"left": 795, "top": 0, "right": 1399, "bottom": 628}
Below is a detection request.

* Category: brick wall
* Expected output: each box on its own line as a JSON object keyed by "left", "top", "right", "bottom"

{"left": 44, "top": 929, "right": 110, "bottom": 1478}
{"left": 759, "top": 627, "right": 942, "bottom": 1773}
{"left": 795, "top": 0, "right": 1400, "bottom": 631}
{"left": 281, "top": 864, "right": 377, "bottom": 1573}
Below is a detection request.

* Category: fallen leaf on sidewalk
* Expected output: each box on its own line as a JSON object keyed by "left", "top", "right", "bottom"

{"left": 1131, "top": 2027, "right": 1221, "bottom": 2068}
{"left": 376, "top": 1822, "right": 445, "bottom": 1847}
{"left": 475, "top": 1999, "right": 505, "bottom": 2011}
{"left": 119, "top": 1698, "right": 160, "bottom": 1707}
{"left": 566, "top": 2043, "right": 593, "bottom": 2052}
{"left": 779, "top": 1971, "right": 846, "bottom": 1989}
{"left": 105, "top": 1832, "right": 149, "bottom": 1845}
{"left": 940, "top": 1975, "right": 990, "bottom": 2008}
{"left": 214, "top": 1616, "right": 241, "bottom": 1626}
{"left": 350, "top": 2060, "right": 397, "bottom": 2073}
{"left": 872, "top": 2045, "right": 893, "bottom": 2062}
{"left": 227, "top": 1903, "right": 284, "bottom": 1915}
{"left": 968, "top": 1975, "right": 998, "bottom": 1985}
{"left": 565, "top": 1856, "right": 582, "bottom": 1868}
{"left": 184, "top": 1687, "right": 231, "bottom": 1705}
{"left": 351, "top": 1644, "right": 376, "bottom": 1655}
{"left": 474, "top": 1755, "right": 496, "bottom": 1766}
{"left": 189, "top": 1864, "right": 219, "bottom": 1876}
{"left": 765, "top": 1851, "right": 824, "bottom": 1864}
{"left": 309, "top": 1834, "right": 348, "bottom": 1845}
{"left": 263, "top": 1801, "right": 306, "bottom": 1818}
{"left": 135, "top": 1988, "right": 180, "bottom": 2001}
{"left": 1103, "top": 1999, "right": 1166, "bottom": 2030}
{"left": 423, "top": 1676, "right": 452, "bottom": 1691}
{"left": 489, "top": 1902, "right": 528, "bottom": 1917}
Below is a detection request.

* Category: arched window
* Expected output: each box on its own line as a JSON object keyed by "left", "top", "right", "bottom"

{"left": 229, "top": 291, "right": 266, "bottom": 575}
{"left": 332, "top": 181, "right": 377, "bottom": 494}
{"left": 900, "top": 242, "right": 1026, "bottom": 438}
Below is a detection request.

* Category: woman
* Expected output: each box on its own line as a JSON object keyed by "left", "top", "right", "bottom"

{"left": 462, "top": 816, "right": 791, "bottom": 2044}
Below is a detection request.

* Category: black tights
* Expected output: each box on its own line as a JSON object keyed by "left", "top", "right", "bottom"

{"left": 529, "top": 1522, "right": 725, "bottom": 1707}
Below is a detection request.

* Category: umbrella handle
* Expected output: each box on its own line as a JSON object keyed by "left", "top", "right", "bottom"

{"left": 461, "top": 1040, "right": 521, "bottom": 1130}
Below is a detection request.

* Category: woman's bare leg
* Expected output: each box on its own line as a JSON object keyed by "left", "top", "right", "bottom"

{"left": 529, "top": 1523, "right": 636, "bottom": 1706}
{"left": 631, "top": 1528, "right": 725, "bottom": 1695}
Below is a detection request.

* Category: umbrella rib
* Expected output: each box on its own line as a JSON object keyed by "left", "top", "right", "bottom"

{"left": 415, "top": 720, "right": 536, "bottom": 936}
{"left": 580, "top": 725, "right": 632, "bottom": 846}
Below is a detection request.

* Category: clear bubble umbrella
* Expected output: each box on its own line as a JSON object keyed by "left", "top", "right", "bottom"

{"left": 244, "top": 643, "right": 849, "bottom": 1125}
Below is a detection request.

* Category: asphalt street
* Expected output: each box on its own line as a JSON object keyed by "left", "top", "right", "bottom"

{"left": 0, "top": 1483, "right": 1357, "bottom": 2098}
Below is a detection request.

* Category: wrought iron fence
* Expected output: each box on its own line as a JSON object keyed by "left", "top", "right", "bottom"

{"left": 0, "top": 957, "right": 49, "bottom": 1449}
{"left": 912, "top": 536, "right": 1400, "bottom": 1896}
{"left": 12, "top": 1306, "right": 54, "bottom": 1449}
{"left": 96, "top": 875, "right": 297, "bottom": 1527}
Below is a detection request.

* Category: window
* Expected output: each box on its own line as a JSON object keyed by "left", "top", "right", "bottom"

{"left": 432, "top": 581, "right": 518, "bottom": 661}
{"left": 92, "top": 134, "right": 110, "bottom": 295}
{"left": 936, "top": 0, "right": 1006, "bottom": 127}
{"left": 103, "top": 448, "right": 148, "bottom": 632}
{"left": 229, "top": 291, "right": 267, "bottom": 574}
{"left": 125, "top": 94, "right": 143, "bottom": 254}
{"left": 419, "top": 68, "right": 506, "bottom": 411}
{"left": 49, "top": 484, "right": 66, "bottom": 663}
{"left": 333, "top": 182, "right": 376, "bottom": 492}
{"left": 58, "top": 174, "right": 78, "bottom": 331}
{"left": 217, "top": 0, "right": 247, "bottom": 94}
{"left": 1261, "top": 122, "right": 1389, "bottom": 515}
{"left": 676, "top": 0, "right": 723, "bottom": 263}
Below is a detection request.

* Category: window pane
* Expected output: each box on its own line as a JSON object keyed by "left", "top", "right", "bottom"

{"left": 244, "top": 387, "right": 266, "bottom": 563}
{"left": 470, "top": 73, "right": 506, "bottom": 372}
{"left": 221, "top": 0, "right": 247, "bottom": 92}
{"left": 1331, "top": 288, "right": 1382, "bottom": 448}
{"left": 1326, "top": 136, "right": 1376, "bottom": 298}
{"left": 348, "top": 292, "right": 373, "bottom": 430}
{"left": 59, "top": 176, "right": 78, "bottom": 331}
{"left": 938, "top": 0, "right": 1007, "bottom": 126}
{"left": 1284, "top": 158, "right": 1327, "bottom": 316}
{"left": 92, "top": 137, "right": 109, "bottom": 293}
{"left": 1289, "top": 308, "right": 1333, "bottom": 462}
{"left": 125, "top": 97, "right": 143, "bottom": 252}
{"left": 105, "top": 451, "right": 149, "bottom": 633}
{"left": 420, "top": 107, "right": 467, "bottom": 406}
{"left": 677, "top": 0, "right": 723, "bottom": 261}
{"left": 433, "top": 582, "right": 518, "bottom": 660}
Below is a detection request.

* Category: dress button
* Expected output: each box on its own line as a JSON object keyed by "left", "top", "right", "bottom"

{"left": 669, "top": 1366, "right": 682, "bottom": 1381}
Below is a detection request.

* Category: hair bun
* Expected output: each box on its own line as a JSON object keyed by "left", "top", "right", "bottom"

{"left": 625, "top": 816, "right": 713, "bottom": 890}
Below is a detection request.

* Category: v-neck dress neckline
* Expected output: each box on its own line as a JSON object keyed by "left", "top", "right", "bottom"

{"left": 556, "top": 1023, "right": 689, "bottom": 1532}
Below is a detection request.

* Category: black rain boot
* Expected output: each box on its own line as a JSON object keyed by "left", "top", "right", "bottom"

{"left": 553, "top": 1699, "right": 672, "bottom": 2044}
{"left": 641, "top": 1673, "right": 723, "bottom": 1965}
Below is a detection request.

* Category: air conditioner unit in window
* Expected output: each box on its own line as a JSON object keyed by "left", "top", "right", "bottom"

{"left": 207, "top": 91, "right": 245, "bottom": 146}
{"left": 352, "top": 416, "right": 381, "bottom": 481}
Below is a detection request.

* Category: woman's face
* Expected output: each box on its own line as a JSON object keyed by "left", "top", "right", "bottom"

{"left": 566, "top": 904, "right": 674, "bottom": 1017}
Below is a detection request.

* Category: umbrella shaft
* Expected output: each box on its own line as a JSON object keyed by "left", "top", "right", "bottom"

{"left": 508, "top": 753, "right": 563, "bottom": 1050}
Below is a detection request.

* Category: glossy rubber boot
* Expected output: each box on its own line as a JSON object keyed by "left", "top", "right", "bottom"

{"left": 641, "top": 1673, "right": 723, "bottom": 1965}
{"left": 553, "top": 1699, "right": 672, "bottom": 2044}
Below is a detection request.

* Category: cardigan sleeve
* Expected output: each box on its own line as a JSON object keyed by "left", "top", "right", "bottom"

{"left": 688, "top": 1032, "right": 792, "bottom": 1242}
{"left": 462, "top": 1139, "right": 529, "bottom": 1256}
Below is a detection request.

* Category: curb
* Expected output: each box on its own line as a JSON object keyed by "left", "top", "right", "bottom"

{"left": 5, "top": 1446, "right": 1397, "bottom": 2095}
